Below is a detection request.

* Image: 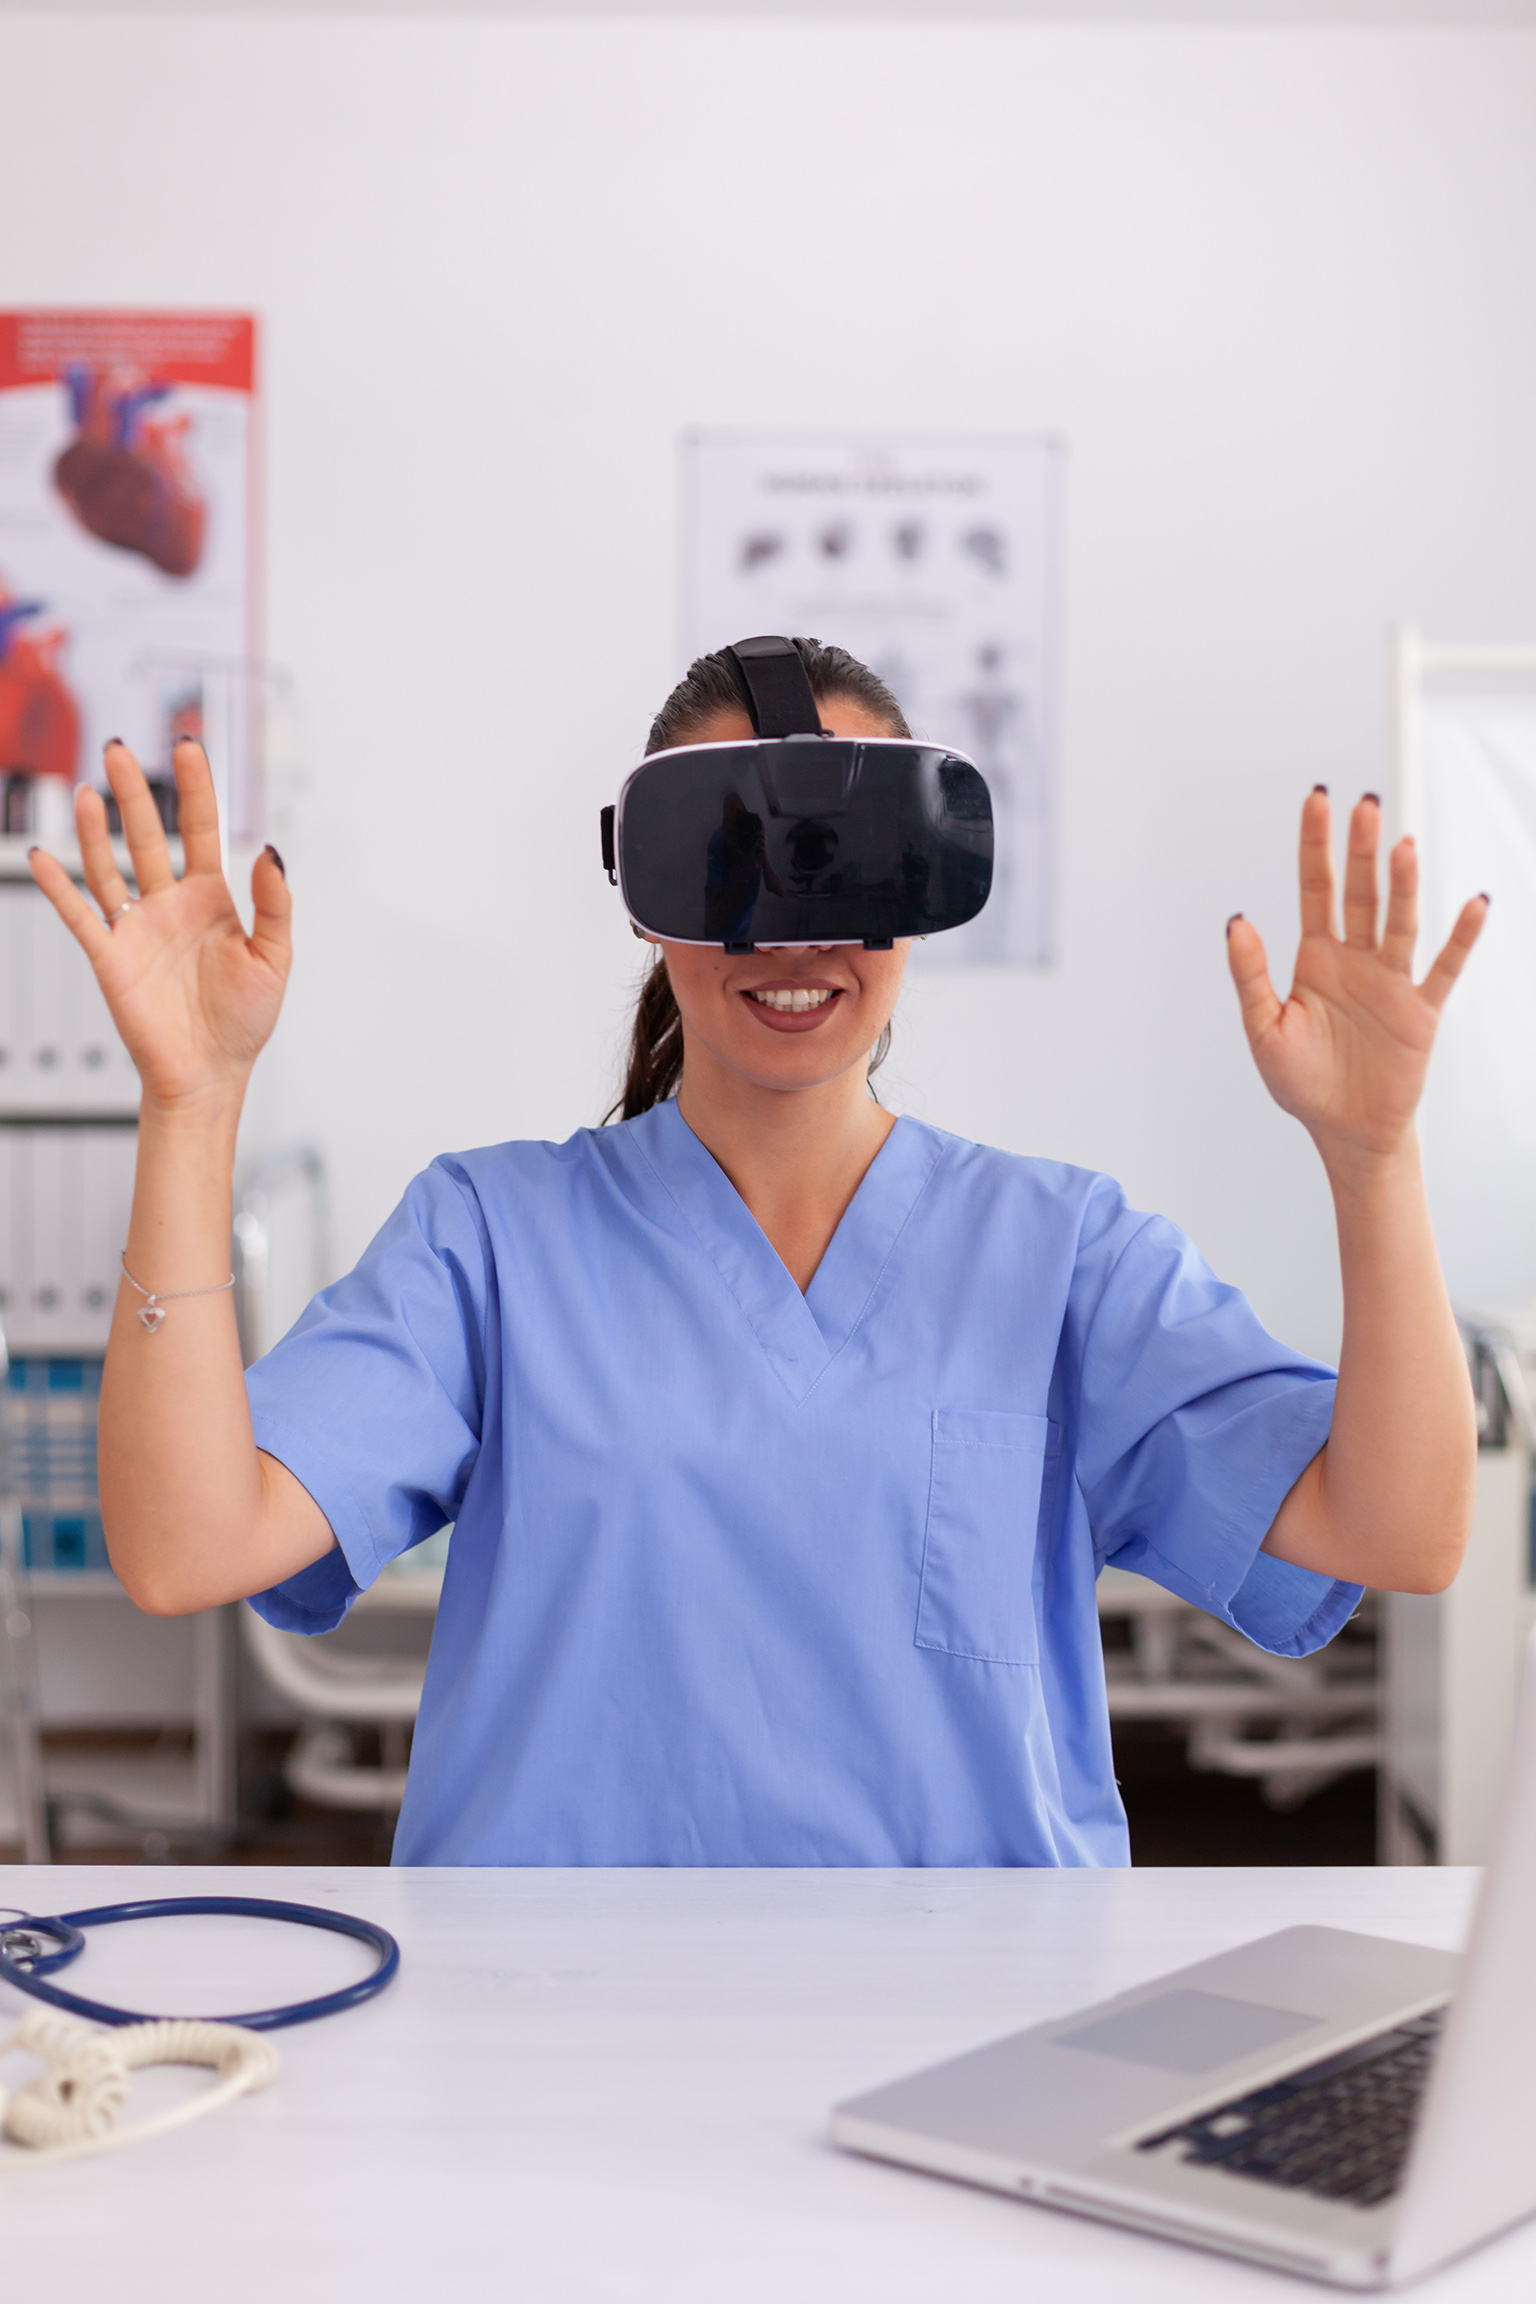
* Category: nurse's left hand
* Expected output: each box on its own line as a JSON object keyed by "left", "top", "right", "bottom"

{"left": 1226, "top": 790, "right": 1488, "bottom": 1173}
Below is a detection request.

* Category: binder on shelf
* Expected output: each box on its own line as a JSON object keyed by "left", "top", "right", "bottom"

{"left": 0, "top": 879, "right": 138, "bottom": 1116}
{"left": 3, "top": 1357, "right": 110, "bottom": 1573}
{"left": 0, "top": 1126, "right": 16, "bottom": 1339}
{"left": 22, "top": 1130, "right": 72, "bottom": 1352}
{"left": 78, "top": 1130, "right": 133, "bottom": 1330}
{"left": 0, "top": 1126, "right": 135, "bottom": 1353}
{"left": 0, "top": 882, "right": 26, "bottom": 1088}
{"left": 23, "top": 884, "right": 71, "bottom": 1103}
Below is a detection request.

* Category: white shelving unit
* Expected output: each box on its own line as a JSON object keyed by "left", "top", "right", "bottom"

{"left": 0, "top": 826, "right": 237, "bottom": 1859}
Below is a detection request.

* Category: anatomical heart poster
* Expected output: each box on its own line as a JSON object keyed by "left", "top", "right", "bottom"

{"left": 684, "top": 433, "right": 1061, "bottom": 967}
{"left": 0, "top": 310, "right": 259, "bottom": 839}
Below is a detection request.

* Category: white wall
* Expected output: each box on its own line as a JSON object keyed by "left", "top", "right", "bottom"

{"left": 4, "top": 13, "right": 1536, "bottom": 1362}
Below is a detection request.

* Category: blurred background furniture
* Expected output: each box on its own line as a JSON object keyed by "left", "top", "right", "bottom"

{"left": 0, "top": 831, "right": 237, "bottom": 1861}
{"left": 240, "top": 1542, "right": 444, "bottom": 1817}
{"left": 0, "top": 1314, "right": 49, "bottom": 1862}
{"left": 1097, "top": 1571, "right": 1379, "bottom": 1816}
{"left": 1379, "top": 635, "right": 1536, "bottom": 1865}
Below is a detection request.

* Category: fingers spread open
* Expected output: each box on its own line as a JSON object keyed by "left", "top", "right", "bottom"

{"left": 1419, "top": 893, "right": 1490, "bottom": 1012}
{"left": 1298, "top": 789, "right": 1335, "bottom": 939}
{"left": 1226, "top": 915, "right": 1283, "bottom": 1048}
{"left": 74, "top": 782, "right": 132, "bottom": 923}
{"left": 173, "top": 736, "right": 224, "bottom": 877}
{"left": 247, "top": 844, "right": 292, "bottom": 978}
{"left": 104, "top": 739, "right": 176, "bottom": 896}
{"left": 1342, "top": 795, "right": 1381, "bottom": 950}
{"left": 28, "top": 846, "right": 111, "bottom": 959}
{"left": 1379, "top": 836, "right": 1418, "bottom": 975}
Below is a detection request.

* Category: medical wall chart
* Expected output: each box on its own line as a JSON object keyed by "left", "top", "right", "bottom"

{"left": 0, "top": 310, "right": 260, "bottom": 838}
{"left": 683, "top": 434, "right": 1061, "bottom": 966}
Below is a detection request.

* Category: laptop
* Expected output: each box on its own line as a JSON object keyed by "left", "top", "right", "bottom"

{"left": 831, "top": 1627, "right": 1536, "bottom": 2288}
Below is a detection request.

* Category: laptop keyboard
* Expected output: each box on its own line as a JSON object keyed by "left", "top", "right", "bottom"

{"left": 1137, "top": 2007, "right": 1446, "bottom": 2211}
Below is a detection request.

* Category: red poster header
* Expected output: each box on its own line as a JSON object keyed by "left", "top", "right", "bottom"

{"left": 0, "top": 310, "right": 255, "bottom": 394}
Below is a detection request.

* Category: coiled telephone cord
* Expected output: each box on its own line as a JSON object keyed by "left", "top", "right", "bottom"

{"left": 0, "top": 2007, "right": 279, "bottom": 2167}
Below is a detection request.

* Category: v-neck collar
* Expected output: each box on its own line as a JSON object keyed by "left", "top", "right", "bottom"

{"left": 627, "top": 1099, "right": 945, "bottom": 1403}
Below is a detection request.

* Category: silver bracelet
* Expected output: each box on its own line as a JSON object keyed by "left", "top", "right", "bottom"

{"left": 121, "top": 1254, "right": 235, "bottom": 1334}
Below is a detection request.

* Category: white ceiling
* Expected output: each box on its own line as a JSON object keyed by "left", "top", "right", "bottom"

{"left": 4, "top": 0, "right": 1535, "bottom": 22}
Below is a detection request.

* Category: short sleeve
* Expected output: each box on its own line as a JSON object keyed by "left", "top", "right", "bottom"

{"left": 244, "top": 1159, "right": 492, "bottom": 1634}
{"left": 1070, "top": 1193, "right": 1359, "bottom": 1658}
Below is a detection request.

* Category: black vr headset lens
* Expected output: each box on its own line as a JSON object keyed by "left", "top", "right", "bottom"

{"left": 612, "top": 736, "right": 993, "bottom": 950}
{"left": 601, "top": 636, "right": 993, "bottom": 950}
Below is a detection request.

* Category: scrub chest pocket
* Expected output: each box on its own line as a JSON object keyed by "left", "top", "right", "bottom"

{"left": 915, "top": 1409, "right": 1057, "bottom": 1667}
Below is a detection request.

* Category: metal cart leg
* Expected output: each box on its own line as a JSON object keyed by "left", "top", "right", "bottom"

{"left": 193, "top": 1603, "right": 238, "bottom": 1835}
{"left": 0, "top": 1495, "right": 50, "bottom": 1863}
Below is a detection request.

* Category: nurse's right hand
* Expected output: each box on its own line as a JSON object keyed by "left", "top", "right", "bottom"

{"left": 27, "top": 736, "right": 291, "bottom": 1114}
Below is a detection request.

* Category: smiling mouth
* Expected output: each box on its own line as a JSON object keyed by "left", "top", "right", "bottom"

{"left": 747, "top": 987, "right": 839, "bottom": 1014}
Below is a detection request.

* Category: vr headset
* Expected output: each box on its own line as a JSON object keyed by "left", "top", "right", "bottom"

{"left": 600, "top": 635, "right": 993, "bottom": 951}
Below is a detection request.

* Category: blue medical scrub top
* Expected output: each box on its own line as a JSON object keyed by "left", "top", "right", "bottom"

{"left": 246, "top": 1103, "right": 1354, "bottom": 1867}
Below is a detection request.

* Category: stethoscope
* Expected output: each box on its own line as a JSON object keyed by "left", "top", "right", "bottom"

{"left": 0, "top": 1895, "right": 400, "bottom": 2029}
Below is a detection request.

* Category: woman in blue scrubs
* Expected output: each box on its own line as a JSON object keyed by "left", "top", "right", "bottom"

{"left": 29, "top": 642, "right": 1488, "bottom": 1864}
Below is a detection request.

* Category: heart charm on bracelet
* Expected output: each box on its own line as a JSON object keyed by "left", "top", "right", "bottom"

{"left": 120, "top": 1258, "right": 235, "bottom": 1328}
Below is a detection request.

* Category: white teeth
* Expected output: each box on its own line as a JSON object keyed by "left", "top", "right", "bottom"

{"left": 750, "top": 987, "right": 835, "bottom": 1013}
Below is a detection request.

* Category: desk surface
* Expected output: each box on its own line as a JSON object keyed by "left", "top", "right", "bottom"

{"left": 0, "top": 1863, "right": 1527, "bottom": 2302}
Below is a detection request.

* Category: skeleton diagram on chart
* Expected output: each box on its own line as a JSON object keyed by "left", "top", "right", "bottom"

{"left": 685, "top": 435, "right": 1060, "bottom": 966}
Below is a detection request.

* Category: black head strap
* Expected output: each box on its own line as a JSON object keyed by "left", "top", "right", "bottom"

{"left": 724, "top": 635, "right": 823, "bottom": 738}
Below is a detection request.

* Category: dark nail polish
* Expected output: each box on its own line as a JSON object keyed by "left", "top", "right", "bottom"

{"left": 1226, "top": 913, "right": 1243, "bottom": 932}
{"left": 265, "top": 844, "right": 286, "bottom": 878}
{"left": 1312, "top": 783, "right": 1328, "bottom": 795}
{"left": 26, "top": 844, "right": 39, "bottom": 858}
{"left": 1480, "top": 891, "right": 1492, "bottom": 904}
{"left": 1363, "top": 791, "right": 1381, "bottom": 806}
{"left": 104, "top": 736, "right": 123, "bottom": 749}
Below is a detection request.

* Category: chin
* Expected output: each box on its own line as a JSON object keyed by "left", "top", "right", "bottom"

{"left": 732, "top": 1048, "right": 860, "bottom": 1093}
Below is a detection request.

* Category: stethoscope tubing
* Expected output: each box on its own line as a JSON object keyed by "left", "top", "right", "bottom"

{"left": 0, "top": 1895, "right": 400, "bottom": 2030}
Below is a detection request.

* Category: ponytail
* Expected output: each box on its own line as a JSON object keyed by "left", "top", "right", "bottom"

{"left": 610, "top": 952, "right": 686, "bottom": 1124}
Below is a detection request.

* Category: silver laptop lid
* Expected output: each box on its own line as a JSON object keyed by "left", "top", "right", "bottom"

{"left": 1390, "top": 1624, "right": 1536, "bottom": 2282}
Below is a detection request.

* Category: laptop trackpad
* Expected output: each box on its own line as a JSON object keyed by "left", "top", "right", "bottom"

{"left": 1055, "top": 1990, "right": 1322, "bottom": 2075}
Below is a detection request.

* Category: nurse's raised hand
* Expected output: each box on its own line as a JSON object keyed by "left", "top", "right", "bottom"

{"left": 1225, "top": 789, "right": 1487, "bottom": 1174}
{"left": 27, "top": 741, "right": 325, "bottom": 1618}
{"left": 27, "top": 736, "right": 291, "bottom": 1114}
{"left": 1235, "top": 790, "right": 1487, "bottom": 1597}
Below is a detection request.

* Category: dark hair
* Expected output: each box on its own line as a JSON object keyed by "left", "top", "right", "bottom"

{"left": 608, "top": 639, "right": 911, "bottom": 1123}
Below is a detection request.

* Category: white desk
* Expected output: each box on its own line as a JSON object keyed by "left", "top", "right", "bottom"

{"left": 0, "top": 1865, "right": 1526, "bottom": 2301}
